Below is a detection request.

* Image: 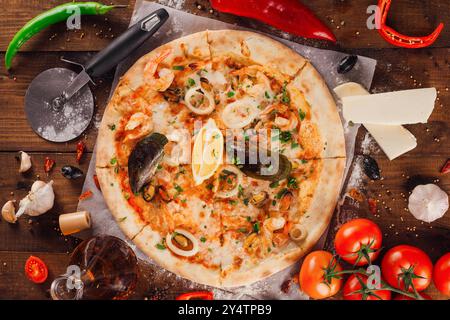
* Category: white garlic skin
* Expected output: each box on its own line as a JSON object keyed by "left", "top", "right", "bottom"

{"left": 18, "top": 151, "right": 32, "bottom": 173}
{"left": 408, "top": 184, "right": 449, "bottom": 223}
{"left": 1, "top": 200, "right": 17, "bottom": 223}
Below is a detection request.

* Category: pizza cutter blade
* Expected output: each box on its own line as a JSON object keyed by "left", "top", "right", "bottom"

{"left": 24, "top": 8, "right": 169, "bottom": 143}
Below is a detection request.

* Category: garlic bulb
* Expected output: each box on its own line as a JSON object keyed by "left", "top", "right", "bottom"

{"left": 18, "top": 151, "right": 32, "bottom": 173}
{"left": 408, "top": 184, "right": 449, "bottom": 223}
{"left": 1, "top": 200, "right": 17, "bottom": 223}
{"left": 16, "top": 180, "right": 55, "bottom": 218}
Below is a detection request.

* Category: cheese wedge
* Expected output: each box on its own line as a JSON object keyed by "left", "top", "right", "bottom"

{"left": 334, "top": 83, "right": 417, "bottom": 160}
{"left": 342, "top": 88, "right": 436, "bottom": 125}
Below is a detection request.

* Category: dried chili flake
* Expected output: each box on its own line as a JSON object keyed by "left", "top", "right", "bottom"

{"left": 93, "top": 174, "right": 101, "bottom": 190}
{"left": 441, "top": 159, "right": 450, "bottom": 175}
{"left": 368, "top": 198, "right": 378, "bottom": 215}
{"left": 44, "top": 157, "right": 55, "bottom": 173}
{"left": 76, "top": 141, "right": 86, "bottom": 163}
{"left": 79, "top": 190, "right": 93, "bottom": 201}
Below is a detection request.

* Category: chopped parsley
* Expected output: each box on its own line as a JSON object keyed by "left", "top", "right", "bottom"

{"left": 238, "top": 228, "right": 248, "bottom": 234}
{"left": 155, "top": 243, "right": 166, "bottom": 250}
{"left": 238, "top": 185, "right": 244, "bottom": 198}
{"left": 174, "top": 185, "right": 184, "bottom": 193}
{"left": 229, "top": 200, "right": 238, "bottom": 206}
{"left": 269, "top": 181, "right": 280, "bottom": 189}
{"left": 253, "top": 222, "right": 261, "bottom": 234}
{"left": 187, "top": 78, "right": 196, "bottom": 87}
{"left": 276, "top": 188, "right": 289, "bottom": 199}
{"left": 298, "top": 109, "right": 306, "bottom": 121}
{"left": 243, "top": 198, "right": 250, "bottom": 206}
{"left": 287, "top": 177, "right": 299, "bottom": 189}
{"left": 206, "top": 183, "right": 214, "bottom": 190}
{"left": 110, "top": 157, "right": 117, "bottom": 165}
{"left": 291, "top": 142, "right": 300, "bottom": 149}
{"left": 227, "top": 91, "right": 235, "bottom": 98}
{"left": 264, "top": 91, "right": 271, "bottom": 99}
{"left": 118, "top": 217, "right": 127, "bottom": 222}
{"left": 281, "top": 82, "right": 290, "bottom": 104}
{"left": 279, "top": 131, "right": 292, "bottom": 143}
{"left": 200, "top": 236, "right": 207, "bottom": 243}
{"left": 173, "top": 65, "right": 185, "bottom": 71}
{"left": 108, "top": 124, "right": 116, "bottom": 131}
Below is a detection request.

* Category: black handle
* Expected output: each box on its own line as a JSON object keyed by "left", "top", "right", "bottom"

{"left": 85, "top": 8, "right": 169, "bottom": 78}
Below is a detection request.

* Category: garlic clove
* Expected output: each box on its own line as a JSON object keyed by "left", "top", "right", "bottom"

{"left": 1, "top": 200, "right": 17, "bottom": 223}
{"left": 408, "top": 184, "right": 449, "bottom": 223}
{"left": 31, "top": 180, "right": 46, "bottom": 193}
{"left": 16, "top": 180, "right": 55, "bottom": 218}
{"left": 18, "top": 151, "right": 32, "bottom": 173}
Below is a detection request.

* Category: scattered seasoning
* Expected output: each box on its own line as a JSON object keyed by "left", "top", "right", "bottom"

{"left": 110, "top": 157, "right": 117, "bottom": 165}
{"left": 298, "top": 109, "right": 306, "bottom": 121}
{"left": 227, "top": 91, "right": 235, "bottom": 98}
{"left": 44, "top": 157, "right": 55, "bottom": 173}
{"left": 174, "top": 185, "right": 184, "bottom": 193}
{"left": 172, "top": 65, "right": 185, "bottom": 71}
{"left": 93, "top": 174, "right": 101, "bottom": 190}
{"left": 107, "top": 123, "right": 116, "bottom": 131}
{"left": 269, "top": 181, "right": 280, "bottom": 188}
{"left": 337, "top": 55, "right": 358, "bottom": 74}
{"left": 200, "top": 237, "right": 207, "bottom": 243}
{"left": 279, "top": 131, "right": 292, "bottom": 143}
{"left": 287, "top": 176, "right": 298, "bottom": 189}
{"left": 281, "top": 82, "right": 290, "bottom": 104}
{"left": 76, "top": 141, "right": 86, "bottom": 163}
{"left": 79, "top": 190, "right": 93, "bottom": 201}
{"left": 187, "top": 78, "right": 196, "bottom": 87}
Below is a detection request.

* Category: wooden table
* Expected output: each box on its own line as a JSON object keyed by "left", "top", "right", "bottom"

{"left": 0, "top": 0, "right": 448, "bottom": 300}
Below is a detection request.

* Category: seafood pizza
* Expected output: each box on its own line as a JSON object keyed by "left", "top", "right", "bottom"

{"left": 96, "top": 30, "right": 346, "bottom": 287}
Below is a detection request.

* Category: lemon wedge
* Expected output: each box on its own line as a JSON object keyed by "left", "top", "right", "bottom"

{"left": 192, "top": 119, "right": 224, "bottom": 185}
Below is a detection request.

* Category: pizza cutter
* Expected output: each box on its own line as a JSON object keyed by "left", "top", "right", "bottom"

{"left": 24, "top": 8, "right": 169, "bottom": 143}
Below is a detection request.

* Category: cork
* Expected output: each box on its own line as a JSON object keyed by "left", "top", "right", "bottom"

{"left": 59, "top": 211, "right": 91, "bottom": 236}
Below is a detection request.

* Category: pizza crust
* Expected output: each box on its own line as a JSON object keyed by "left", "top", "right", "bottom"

{"left": 96, "top": 167, "right": 147, "bottom": 239}
{"left": 289, "top": 62, "right": 346, "bottom": 158}
{"left": 207, "top": 30, "right": 307, "bottom": 78}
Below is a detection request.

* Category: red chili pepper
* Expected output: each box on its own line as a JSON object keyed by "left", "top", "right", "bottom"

{"left": 93, "top": 174, "right": 101, "bottom": 190}
{"left": 441, "top": 159, "right": 450, "bottom": 175}
{"left": 209, "top": 0, "right": 336, "bottom": 42}
{"left": 378, "top": 0, "right": 444, "bottom": 48}
{"left": 76, "top": 141, "right": 86, "bottom": 163}
{"left": 368, "top": 198, "right": 378, "bottom": 215}
{"left": 44, "top": 157, "right": 55, "bottom": 173}
{"left": 79, "top": 190, "right": 93, "bottom": 201}
{"left": 176, "top": 291, "right": 214, "bottom": 300}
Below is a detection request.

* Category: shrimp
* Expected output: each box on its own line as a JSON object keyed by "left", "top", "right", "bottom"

{"left": 124, "top": 112, "right": 153, "bottom": 142}
{"left": 144, "top": 48, "right": 175, "bottom": 92}
{"left": 260, "top": 103, "right": 299, "bottom": 131}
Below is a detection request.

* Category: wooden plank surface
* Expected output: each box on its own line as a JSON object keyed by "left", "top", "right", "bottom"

{"left": 0, "top": 0, "right": 449, "bottom": 300}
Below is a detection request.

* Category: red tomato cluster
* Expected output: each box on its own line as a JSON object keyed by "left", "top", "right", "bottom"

{"left": 298, "top": 218, "right": 450, "bottom": 300}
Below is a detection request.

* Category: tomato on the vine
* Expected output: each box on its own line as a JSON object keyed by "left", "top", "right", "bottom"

{"left": 335, "top": 218, "right": 382, "bottom": 266}
{"left": 24, "top": 256, "right": 48, "bottom": 284}
{"left": 433, "top": 252, "right": 450, "bottom": 297}
{"left": 299, "top": 251, "right": 343, "bottom": 300}
{"left": 381, "top": 245, "right": 433, "bottom": 292}
{"left": 343, "top": 274, "right": 391, "bottom": 300}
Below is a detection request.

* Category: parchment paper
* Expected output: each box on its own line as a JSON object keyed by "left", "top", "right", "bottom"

{"left": 77, "top": 1, "right": 377, "bottom": 299}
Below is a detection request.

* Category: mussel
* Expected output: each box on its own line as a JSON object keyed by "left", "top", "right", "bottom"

{"left": 128, "top": 133, "right": 168, "bottom": 194}
{"left": 228, "top": 143, "right": 292, "bottom": 182}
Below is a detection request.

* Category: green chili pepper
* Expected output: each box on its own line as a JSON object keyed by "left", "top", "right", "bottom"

{"left": 5, "top": 2, "right": 126, "bottom": 70}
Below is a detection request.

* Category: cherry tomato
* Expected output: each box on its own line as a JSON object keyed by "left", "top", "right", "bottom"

{"left": 343, "top": 274, "right": 391, "bottom": 300}
{"left": 381, "top": 245, "right": 433, "bottom": 292}
{"left": 24, "top": 255, "right": 48, "bottom": 284}
{"left": 299, "top": 251, "right": 343, "bottom": 299}
{"left": 433, "top": 252, "right": 450, "bottom": 297}
{"left": 394, "top": 293, "right": 432, "bottom": 300}
{"left": 176, "top": 291, "right": 214, "bottom": 300}
{"left": 335, "top": 218, "right": 382, "bottom": 266}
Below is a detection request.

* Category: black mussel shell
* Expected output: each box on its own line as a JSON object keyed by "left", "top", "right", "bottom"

{"left": 362, "top": 155, "right": 381, "bottom": 180}
{"left": 61, "top": 166, "right": 84, "bottom": 179}
{"left": 337, "top": 55, "right": 358, "bottom": 74}
{"left": 128, "top": 133, "right": 168, "bottom": 194}
{"left": 228, "top": 143, "right": 292, "bottom": 182}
